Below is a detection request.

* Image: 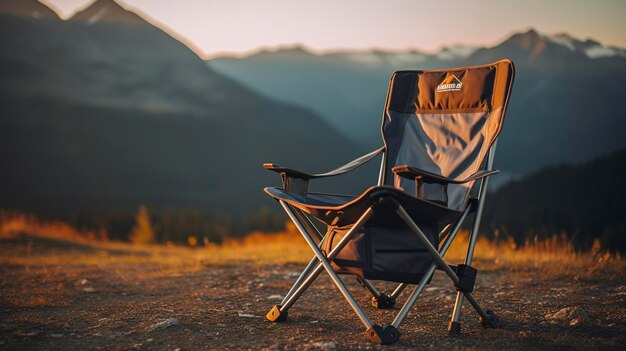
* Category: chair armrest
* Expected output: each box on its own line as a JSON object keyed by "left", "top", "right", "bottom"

{"left": 264, "top": 146, "right": 384, "bottom": 193}
{"left": 262, "top": 164, "right": 313, "bottom": 180}
{"left": 392, "top": 165, "right": 499, "bottom": 184}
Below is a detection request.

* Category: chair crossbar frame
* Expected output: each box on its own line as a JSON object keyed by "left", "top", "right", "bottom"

{"left": 267, "top": 145, "right": 501, "bottom": 344}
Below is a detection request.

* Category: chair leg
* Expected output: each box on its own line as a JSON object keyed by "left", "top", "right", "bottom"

{"left": 395, "top": 206, "right": 463, "bottom": 288}
{"left": 279, "top": 205, "right": 387, "bottom": 311}
{"left": 270, "top": 210, "right": 326, "bottom": 322}
{"left": 391, "top": 203, "right": 472, "bottom": 329}
{"left": 465, "top": 293, "right": 503, "bottom": 328}
{"left": 280, "top": 202, "right": 401, "bottom": 345}
{"left": 448, "top": 292, "right": 503, "bottom": 334}
{"left": 448, "top": 292, "right": 464, "bottom": 336}
{"left": 391, "top": 264, "right": 437, "bottom": 328}
{"left": 276, "top": 256, "right": 319, "bottom": 310}
{"left": 447, "top": 173, "right": 502, "bottom": 335}
{"left": 385, "top": 223, "right": 451, "bottom": 308}
{"left": 267, "top": 206, "right": 328, "bottom": 321}
{"left": 356, "top": 276, "right": 379, "bottom": 297}
{"left": 292, "top": 207, "right": 324, "bottom": 241}
{"left": 354, "top": 277, "right": 397, "bottom": 309}
{"left": 281, "top": 202, "right": 395, "bottom": 341}
{"left": 389, "top": 283, "right": 408, "bottom": 300}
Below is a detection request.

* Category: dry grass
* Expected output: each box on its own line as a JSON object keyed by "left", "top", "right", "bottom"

{"left": 445, "top": 231, "right": 623, "bottom": 278}
{"left": 1, "top": 213, "right": 623, "bottom": 280}
{"left": 0, "top": 212, "right": 96, "bottom": 242}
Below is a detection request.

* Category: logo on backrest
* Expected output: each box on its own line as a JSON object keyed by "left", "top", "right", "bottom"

{"left": 436, "top": 75, "right": 462, "bottom": 93}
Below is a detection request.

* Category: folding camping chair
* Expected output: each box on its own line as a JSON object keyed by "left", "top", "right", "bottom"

{"left": 262, "top": 60, "right": 515, "bottom": 345}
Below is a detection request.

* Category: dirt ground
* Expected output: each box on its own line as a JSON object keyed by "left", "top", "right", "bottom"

{"left": 1, "top": 235, "right": 625, "bottom": 351}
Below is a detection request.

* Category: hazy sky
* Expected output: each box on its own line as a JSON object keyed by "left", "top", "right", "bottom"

{"left": 41, "top": 0, "right": 626, "bottom": 58}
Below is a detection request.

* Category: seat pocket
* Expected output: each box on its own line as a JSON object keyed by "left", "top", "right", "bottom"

{"left": 322, "top": 223, "right": 438, "bottom": 284}
{"left": 364, "top": 225, "right": 438, "bottom": 284}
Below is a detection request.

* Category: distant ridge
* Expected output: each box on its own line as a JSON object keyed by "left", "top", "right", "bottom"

{"left": 483, "top": 147, "right": 626, "bottom": 252}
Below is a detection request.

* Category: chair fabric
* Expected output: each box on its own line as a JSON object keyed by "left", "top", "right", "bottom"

{"left": 265, "top": 185, "right": 460, "bottom": 227}
{"left": 383, "top": 60, "right": 515, "bottom": 210}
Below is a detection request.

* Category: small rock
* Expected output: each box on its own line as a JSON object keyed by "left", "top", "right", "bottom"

{"left": 545, "top": 306, "right": 589, "bottom": 326}
{"left": 147, "top": 318, "right": 180, "bottom": 331}
{"left": 83, "top": 287, "right": 96, "bottom": 293}
{"left": 50, "top": 333, "right": 63, "bottom": 338}
{"left": 146, "top": 338, "right": 153, "bottom": 342}
{"left": 239, "top": 313, "right": 260, "bottom": 318}
{"left": 80, "top": 279, "right": 89, "bottom": 285}
{"left": 267, "top": 294, "right": 283, "bottom": 300}
{"left": 14, "top": 330, "right": 39, "bottom": 337}
{"left": 569, "top": 318, "right": 582, "bottom": 326}
{"left": 237, "top": 312, "right": 259, "bottom": 318}
{"left": 308, "top": 341, "right": 337, "bottom": 351}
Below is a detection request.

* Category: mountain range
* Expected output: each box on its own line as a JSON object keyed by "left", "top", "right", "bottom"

{"left": 209, "top": 30, "right": 626, "bottom": 178}
{"left": 0, "top": 0, "right": 366, "bottom": 217}
{"left": 1, "top": 0, "right": 625, "bottom": 245}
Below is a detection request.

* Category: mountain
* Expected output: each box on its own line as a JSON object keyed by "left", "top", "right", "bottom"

{"left": 70, "top": 0, "right": 147, "bottom": 26}
{"left": 0, "top": 0, "right": 58, "bottom": 19}
{"left": 482, "top": 147, "right": 626, "bottom": 253}
{"left": 208, "top": 29, "right": 626, "bottom": 180}
{"left": 0, "top": 0, "right": 367, "bottom": 218}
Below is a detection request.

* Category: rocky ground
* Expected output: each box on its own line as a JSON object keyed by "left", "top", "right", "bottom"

{"left": 0, "top": 236, "right": 625, "bottom": 350}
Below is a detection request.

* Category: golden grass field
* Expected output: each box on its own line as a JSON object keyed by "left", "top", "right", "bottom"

{"left": 0, "top": 213, "right": 622, "bottom": 277}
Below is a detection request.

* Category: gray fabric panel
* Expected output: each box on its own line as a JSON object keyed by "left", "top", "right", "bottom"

{"left": 384, "top": 107, "right": 503, "bottom": 210}
{"left": 383, "top": 110, "right": 410, "bottom": 184}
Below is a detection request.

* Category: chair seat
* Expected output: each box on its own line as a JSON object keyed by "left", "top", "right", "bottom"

{"left": 265, "top": 185, "right": 462, "bottom": 226}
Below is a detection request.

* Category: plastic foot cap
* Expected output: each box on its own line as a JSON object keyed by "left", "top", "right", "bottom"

{"left": 371, "top": 293, "right": 396, "bottom": 309}
{"left": 448, "top": 321, "right": 461, "bottom": 336}
{"left": 365, "top": 325, "right": 401, "bottom": 345}
{"left": 480, "top": 310, "right": 503, "bottom": 328}
{"left": 266, "top": 305, "right": 288, "bottom": 322}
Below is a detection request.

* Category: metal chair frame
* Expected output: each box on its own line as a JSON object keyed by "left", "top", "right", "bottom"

{"left": 265, "top": 144, "right": 502, "bottom": 344}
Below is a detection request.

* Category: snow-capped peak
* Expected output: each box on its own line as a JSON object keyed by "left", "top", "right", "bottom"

{"left": 543, "top": 32, "right": 625, "bottom": 59}
{"left": 545, "top": 33, "right": 575, "bottom": 51}
{"left": 71, "top": 0, "right": 147, "bottom": 26}
{"left": 585, "top": 45, "right": 624, "bottom": 59}
{"left": 436, "top": 45, "right": 478, "bottom": 60}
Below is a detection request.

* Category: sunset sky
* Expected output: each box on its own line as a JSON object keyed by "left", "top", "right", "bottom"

{"left": 41, "top": 0, "right": 626, "bottom": 58}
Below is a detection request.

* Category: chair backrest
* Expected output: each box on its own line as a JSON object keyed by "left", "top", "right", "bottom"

{"left": 381, "top": 60, "right": 515, "bottom": 211}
